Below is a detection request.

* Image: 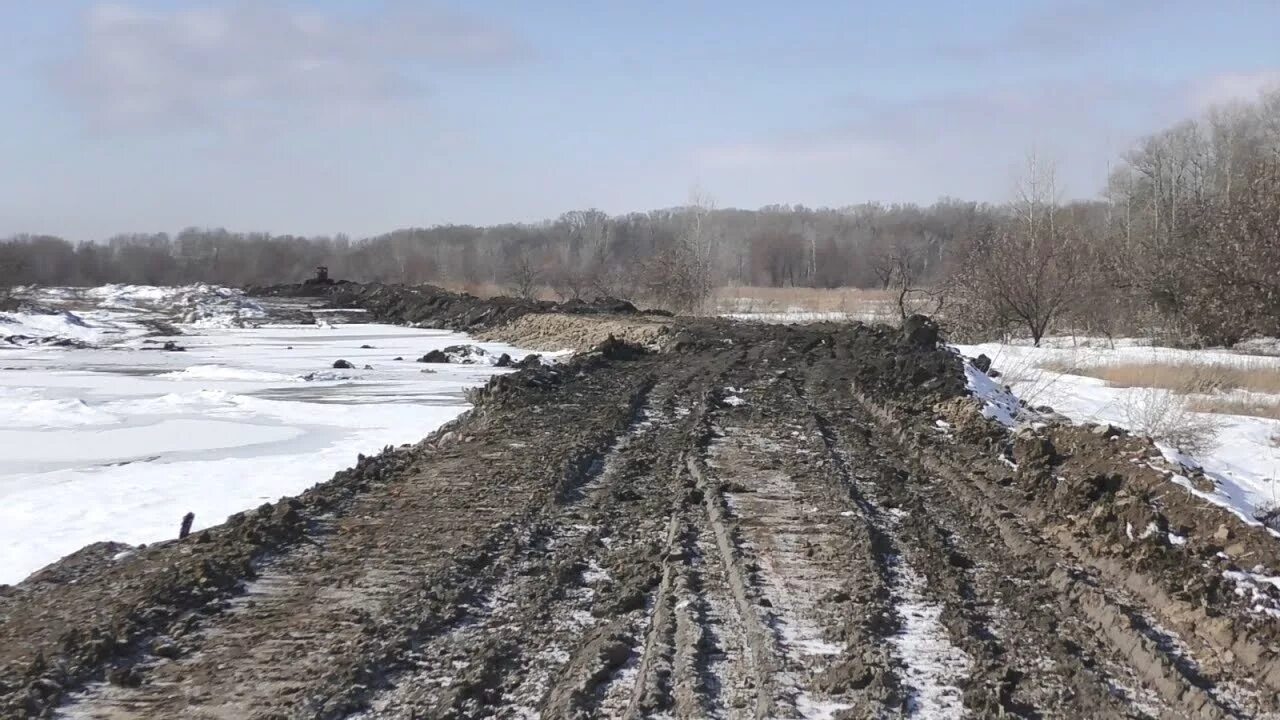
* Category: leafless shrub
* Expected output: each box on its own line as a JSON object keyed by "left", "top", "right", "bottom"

{"left": 636, "top": 243, "right": 709, "bottom": 313}
{"left": 503, "top": 250, "right": 543, "bottom": 301}
{"left": 994, "top": 354, "right": 1072, "bottom": 409}
{"left": 1121, "top": 388, "right": 1221, "bottom": 454}
{"left": 635, "top": 191, "right": 717, "bottom": 313}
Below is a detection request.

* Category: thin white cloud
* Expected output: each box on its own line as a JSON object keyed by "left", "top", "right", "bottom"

{"left": 690, "top": 78, "right": 1185, "bottom": 205}
{"left": 694, "top": 137, "right": 894, "bottom": 171}
{"left": 1189, "top": 69, "right": 1280, "bottom": 111}
{"left": 54, "top": 2, "right": 529, "bottom": 132}
{"left": 936, "top": 0, "right": 1180, "bottom": 60}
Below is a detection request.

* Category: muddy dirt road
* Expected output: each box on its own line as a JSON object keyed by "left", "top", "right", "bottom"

{"left": 4, "top": 295, "right": 1280, "bottom": 719}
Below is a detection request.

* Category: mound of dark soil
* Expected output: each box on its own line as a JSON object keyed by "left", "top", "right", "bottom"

{"left": 247, "top": 282, "right": 647, "bottom": 334}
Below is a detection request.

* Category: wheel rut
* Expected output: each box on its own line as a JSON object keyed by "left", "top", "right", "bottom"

{"left": 51, "top": 355, "right": 661, "bottom": 720}
{"left": 5, "top": 317, "right": 1278, "bottom": 720}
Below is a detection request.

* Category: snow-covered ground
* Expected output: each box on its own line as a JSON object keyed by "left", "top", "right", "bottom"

{"left": 0, "top": 286, "right": 539, "bottom": 584}
{"left": 2, "top": 284, "right": 268, "bottom": 345}
{"left": 954, "top": 339, "right": 1280, "bottom": 532}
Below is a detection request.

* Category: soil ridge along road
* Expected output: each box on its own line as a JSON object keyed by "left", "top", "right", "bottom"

{"left": 3, "top": 284, "right": 1280, "bottom": 719}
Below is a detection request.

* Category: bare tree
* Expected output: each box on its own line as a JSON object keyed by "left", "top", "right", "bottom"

{"left": 885, "top": 247, "right": 946, "bottom": 322}
{"left": 950, "top": 156, "right": 1096, "bottom": 345}
{"left": 639, "top": 189, "right": 719, "bottom": 312}
{"left": 503, "top": 249, "right": 542, "bottom": 300}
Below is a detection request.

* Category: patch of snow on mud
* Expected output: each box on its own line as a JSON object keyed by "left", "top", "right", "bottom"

{"left": 1221, "top": 569, "right": 1280, "bottom": 618}
{"left": 443, "top": 345, "right": 492, "bottom": 364}
{"left": 1161, "top": 446, "right": 1280, "bottom": 539}
{"left": 962, "top": 361, "right": 1022, "bottom": 427}
{"left": 781, "top": 625, "right": 843, "bottom": 657}
{"left": 889, "top": 562, "right": 970, "bottom": 718}
{"left": 582, "top": 559, "right": 611, "bottom": 584}
{"left": 795, "top": 694, "right": 855, "bottom": 720}
{"left": 880, "top": 508, "right": 969, "bottom": 719}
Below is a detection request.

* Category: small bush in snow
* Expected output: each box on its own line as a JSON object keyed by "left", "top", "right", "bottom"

{"left": 1121, "top": 387, "right": 1221, "bottom": 455}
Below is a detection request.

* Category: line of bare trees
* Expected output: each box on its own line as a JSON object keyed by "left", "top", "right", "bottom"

{"left": 948, "top": 88, "right": 1280, "bottom": 346}
{"left": 0, "top": 194, "right": 991, "bottom": 312}
{"left": 4, "top": 89, "right": 1279, "bottom": 343}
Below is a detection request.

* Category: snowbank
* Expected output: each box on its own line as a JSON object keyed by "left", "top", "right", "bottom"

{"left": 85, "top": 283, "right": 267, "bottom": 327}
{"left": 3, "top": 284, "right": 268, "bottom": 348}
{"left": 0, "top": 392, "right": 118, "bottom": 428}
{"left": 0, "top": 310, "right": 136, "bottom": 346}
{"left": 955, "top": 340, "right": 1280, "bottom": 534}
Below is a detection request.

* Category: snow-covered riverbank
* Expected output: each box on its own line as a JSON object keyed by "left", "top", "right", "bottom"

{"left": 0, "top": 286, "right": 537, "bottom": 584}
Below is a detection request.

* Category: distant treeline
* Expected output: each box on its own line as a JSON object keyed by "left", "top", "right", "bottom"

{"left": 4, "top": 89, "right": 1280, "bottom": 345}
{"left": 0, "top": 200, "right": 996, "bottom": 305}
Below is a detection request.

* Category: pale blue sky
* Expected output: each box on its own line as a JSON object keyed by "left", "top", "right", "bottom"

{"left": 2, "top": 1, "right": 1279, "bottom": 240}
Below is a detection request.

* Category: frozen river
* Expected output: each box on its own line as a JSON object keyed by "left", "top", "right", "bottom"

{"left": 0, "top": 289, "right": 536, "bottom": 584}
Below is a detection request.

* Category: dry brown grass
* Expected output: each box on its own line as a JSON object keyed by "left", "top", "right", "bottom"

{"left": 713, "top": 286, "right": 897, "bottom": 318}
{"left": 1038, "top": 357, "right": 1280, "bottom": 423}
{"left": 477, "top": 313, "right": 672, "bottom": 352}
{"left": 430, "top": 283, "right": 904, "bottom": 316}
{"left": 1186, "top": 396, "right": 1280, "bottom": 421}
{"left": 1037, "top": 359, "right": 1280, "bottom": 396}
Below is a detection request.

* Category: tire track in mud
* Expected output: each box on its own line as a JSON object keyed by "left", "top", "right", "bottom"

{"left": 827, "top": 413, "right": 1166, "bottom": 714}
{"left": 797, "top": 341, "right": 1161, "bottom": 718}
{"left": 347, "top": 350, "right": 745, "bottom": 720}
{"left": 582, "top": 354, "right": 748, "bottom": 720}
{"left": 352, "top": 402, "right": 662, "bottom": 718}
{"left": 51, "top": 359, "right": 660, "bottom": 720}
{"left": 812, "top": 332, "right": 1264, "bottom": 719}
{"left": 801, "top": 405, "right": 969, "bottom": 717}
{"left": 673, "top": 345, "right": 996, "bottom": 719}
{"left": 540, "top": 354, "right": 744, "bottom": 720}
{"left": 15, "top": 317, "right": 1280, "bottom": 720}
{"left": 685, "top": 363, "right": 902, "bottom": 720}
{"left": 910, "top": 434, "right": 1261, "bottom": 719}
{"left": 805, "top": 403, "right": 992, "bottom": 720}
{"left": 785, "top": 344, "right": 1064, "bottom": 720}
